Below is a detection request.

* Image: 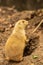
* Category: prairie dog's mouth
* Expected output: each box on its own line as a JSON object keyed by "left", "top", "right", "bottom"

{"left": 26, "top": 23, "right": 30, "bottom": 28}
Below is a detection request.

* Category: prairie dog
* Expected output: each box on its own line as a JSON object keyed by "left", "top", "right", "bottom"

{"left": 5, "top": 20, "right": 28, "bottom": 61}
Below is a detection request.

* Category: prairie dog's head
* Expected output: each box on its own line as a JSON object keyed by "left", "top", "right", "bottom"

{"left": 15, "top": 20, "right": 28, "bottom": 29}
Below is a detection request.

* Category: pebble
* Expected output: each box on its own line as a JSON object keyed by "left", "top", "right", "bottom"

{"left": 0, "top": 26, "right": 5, "bottom": 32}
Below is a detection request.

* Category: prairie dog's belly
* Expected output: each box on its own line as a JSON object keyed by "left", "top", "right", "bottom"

{"left": 5, "top": 44, "right": 24, "bottom": 60}
{"left": 5, "top": 33, "right": 25, "bottom": 60}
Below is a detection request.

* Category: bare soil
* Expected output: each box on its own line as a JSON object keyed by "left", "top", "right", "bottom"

{"left": 0, "top": 6, "right": 43, "bottom": 65}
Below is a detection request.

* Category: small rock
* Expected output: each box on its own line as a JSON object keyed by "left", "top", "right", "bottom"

{"left": 9, "top": 24, "right": 14, "bottom": 28}
{"left": 5, "top": 27, "right": 10, "bottom": 31}
{"left": 2, "top": 10, "right": 6, "bottom": 13}
{"left": 36, "top": 9, "right": 43, "bottom": 16}
{"left": 0, "top": 18, "right": 5, "bottom": 22}
{"left": 3, "top": 21, "right": 9, "bottom": 25}
{"left": 0, "top": 58, "right": 4, "bottom": 63}
{"left": 0, "top": 26, "right": 5, "bottom": 32}
{"left": 7, "top": 7, "right": 13, "bottom": 11}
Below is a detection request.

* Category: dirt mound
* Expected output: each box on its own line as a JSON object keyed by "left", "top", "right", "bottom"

{"left": 0, "top": 7, "right": 43, "bottom": 65}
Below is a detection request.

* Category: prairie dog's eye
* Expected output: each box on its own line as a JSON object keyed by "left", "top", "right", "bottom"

{"left": 22, "top": 21, "right": 25, "bottom": 23}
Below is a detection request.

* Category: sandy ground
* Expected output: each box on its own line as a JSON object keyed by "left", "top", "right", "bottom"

{"left": 0, "top": 7, "right": 43, "bottom": 65}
